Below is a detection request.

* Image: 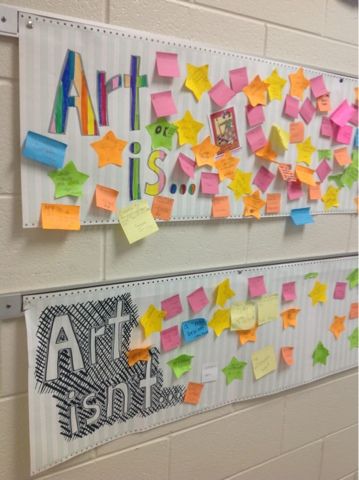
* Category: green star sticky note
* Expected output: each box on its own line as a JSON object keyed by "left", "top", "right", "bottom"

{"left": 346, "top": 268, "right": 359, "bottom": 288}
{"left": 146, "top": 118, "right": 177, "bottom": 150}
{"left": 167, "top": 354, "right": 194, "bottom": 379}
{"left": 48, "top": 161, "right": 89, "bottom": 198}
{"left": 348, "top": 327, "right": 358, "bottom": 349}
{"left": 328, "top": 173, "right": 344, "bottom": 189}
{"left": 312, "top": 341, "right": 330, "bottom": 366}
{"left": 222, "top": 357, "right": 247, "bottom": 385}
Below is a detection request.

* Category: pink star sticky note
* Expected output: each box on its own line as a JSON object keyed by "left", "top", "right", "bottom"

{"left": 248, "top": 275, "right": 266, "bottom": 298}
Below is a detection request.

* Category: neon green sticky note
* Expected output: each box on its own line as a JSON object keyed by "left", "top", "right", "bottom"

{"left": 222, "top": 357, "right": 247, "bottom": 385}
{"left": 312, "top": 341, "right": 330, "bottom": 365}
{"left": 318, "top": 149, "right": 332, "bottom": 161}
{"left": 304, "top": 272, "right": 318, "bottom": 279}
{"left": 346, "top": 268, "right": 359, "bottom": 288}
{"left": 48, "top": 161, "right": 89, "bottom": 198}
{"left": 348, "top": 327, "right": 358, "bottom": 349}
{"left": 167, "top": 354, "right": 194, "bottom": 379}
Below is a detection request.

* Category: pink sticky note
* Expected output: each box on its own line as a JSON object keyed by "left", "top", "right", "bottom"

{"left": 161, "top": 294, "right": 183, "bottom": 320}
{"left": 320, "top": 117, "right": 334, "bottom": 138}
{"left": 246, "top": 105, "right": 265, "bottom": 127}
{"left": 253, "top": 166, "right": 275, "bottom": 193}
{"left": 282, "top": 281, "right": 296, "bottom": 302}
{"left": 246, "top": 126, "right": 267, "bottom": 153}
{"left": 151, "top": 91, "right": 177, "bottom": 117}
{"left": 178, "top": 153, "right": 196, "bottom": 178}
{"left": 283, "top": 95, "right": 300, "bottom": 119}
{"left": 160, "top": 325, "right": 181, "bottom": 352}
{"left": 316, "top": 160, "right": 332, "bottom": 182}
{"left": 330, "top": 100, "right": 355, "bottom": 127}
{"left": 229, "top": 67, "right": 248, "bottom": 93}
{"left": 287, "top": 180, "right": 303, "bottom": 200}
{"left": 156, "top": 52, "right": 180, "bottom": 77}
{"left": 300, "top": 98, "right": 316, "bottom": 124}
{"left": 336, "top": 124, "right": 353, "bottom": 144}
{"left": 209, "top": 80, "right": 235, "bottom": 107}
{"left": 248, "top": 275, "right": 266, "bottom": 298}
{"left": 200, "top": 172, "right": 219, "bottom": 195}
{"left": 349, "top": 105, "right": 359, "bottom": 126}
{"left": 187, "top": 287, "right": 209, "bottom": 313}
{"left": 310, "top": 75, "right": 329, "bottom": 98}
{"left": 333, "top": 282, "right": 347, "bottom": 300}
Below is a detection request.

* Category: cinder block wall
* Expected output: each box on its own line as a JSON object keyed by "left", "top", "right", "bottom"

{"left": 0, "top": 1, "right": 358, "bottom": 479}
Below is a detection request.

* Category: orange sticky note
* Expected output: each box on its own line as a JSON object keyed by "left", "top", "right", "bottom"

{"left": 281, "top": 346, "right": 294, "bottom": 366}
{"left": 349, "top": 302, "right": 358, "bottom": 319}
{"left": 317, "top": 95, "right": 331, "bottom": 112}
{"left": 95, "top": 184, "right": 119, "bottom": 212}
{"left": 183, "top": 382, "right": 204, "bottom": 405}
{"left": 243, "top": 75, "right": 269, "bottom": 106}
{"left": 192, "top": 136, "right": 219, "bottom": 168}
{"left": 151, "top": 195, "right": 174, "bottom": 221}
{"left": 127, "top": 347, "right": 150, "bottom": 367}
{"left": 215, "top": 151, "right": 239, "bottom": 181}
{"left": 334, "top": 147, "right": 351, "bottom": 166}
{"left": 41, "top": 203, "right": 80, "bottom": 231}
{"left": 237, "top": 326, "right": 257, "bottom": 345}
{"left": 355, "top": 86, "right": 359, "bottom": 105}
{"left": 243, "top": 190, "right": 265, "bottom": 219}
{"left": 91, "top": 130, "right": 127, "bottom": 167}
{"left": 308, "top": 182, "right": 321, "bottom": 201}
{"left": 289, "top": 122, "right": 305, "bottom": 143}
{"left": 289, "top": 67, "right": 309, "bottom": 99}
{"left": 212, "top": 195, "right": 231, "bottom": 218}
{"left": 329, "top": 315, "right": 346, "bottom": 339}
{"left": 255, "top": 142, "right": 278, "bottom": 162}
{"left": 281, "top": 307, "right": 301, "bottom": 329}
{"left": 266, "top": 193, "right": 281, "bottom": 214}
{"left": 355, "top": 197, "right": 359, "bottom": 213}
{"left": 295, "top": 165, "right": 316, "bottom": 186}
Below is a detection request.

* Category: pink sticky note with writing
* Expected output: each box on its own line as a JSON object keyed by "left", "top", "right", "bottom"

{"left": 333, "top": 282, "right": 347, "bottom": 300}
{"left": 151, "top": 91, "right": 177, "bottom": 117}
{"left": 178, "top": 153, "right": 196, "bottom": 178}
{"left": 161, "top": 294, "right": 183, "bottom": 320}
{"left": 160, "top": 325, "right": 181, "bottom": 352}
{"left": 200, "top": 172, "right": 219, "bottom": 195}
{"left": 246, "top": 105, "right": 265, "bottom": 127}
{"left": 310, "top": 75, "right": 329, "bottom": 98}
{"left": 330, "top": 100, "right": 355, "bottom": 127}
{"left": 320, "top": 117, "right": 334, "bottom": 138}
{"left": 300, "top": 98, "right": 316, "bottom": 124}
{"left": 248, "top": 275, "right": 266, "bottom": 298}
{"left": 283, "top": 95, "right": 300, "bottom": 119}
{"left": 253, "top": 166, "right": 275, "bottom": 193}
{"left": 282, "top": 281, "right": 296, "bottom": 302}
{"left": 209, "top": 80, "right": 235, "bottom": 107}
{"left": 316, "top": 160, "right": 332, "bottom": 182}
{"left": 156, "top": 52, "right": 180, "bottom": 77}
{"left": 229, "top": 67, "right": 248, "bottom": 93}
{"left": 349, "top": 105, "right": 358, "bottom": 126}
{"left": 287, "top": 180, "right": 303, "bottom": 200}
{"left": 336, "top": 124, "right": 353, "bottom": 144}
{"left": 246, "top": 126, "right": 267, "bottom": 153}
{"left": 187, "top": 287, "right": 209, "bottom": 313}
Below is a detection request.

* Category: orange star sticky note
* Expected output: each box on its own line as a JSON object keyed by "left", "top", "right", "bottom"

{"left": 255, "top": 142, "right": 278, "bottom": 162}
{"left": 41, "top": 203, "right": 80, "bottom": 231}
{"left": 183, "top": 382, "right": 204, "bottom": 405}
{"left": 281, "top": 308, "right": 301, "bottom": 329}
{"left": 151, "top": 195, "right": 174, "bottom": 221}
{"left": 91, "top": 130, "right": 127, "bottom": 167}
{"left": 281, "top": 346, "right": 294, "bottom": 366}
{"left": 243, "top": 190, "right": 265, "bottom": 219}
{"left": 215, "top": 151, "right": 239, "bottom": 180}
{"left": 243, "top": 75, "right": 269, "bottom": 107}
{"left": 289, "top": 122, "right": 305, "bottom": 143}
{"left": 192, "top": 136, "right": 219, "bottom": 167}
{"left": 329, "top": 315, "right": 346, "bottom": 339}
{"left": 266, "top": 193, "right": 281, "bottom": 214}
{"left": 95, "top": 184, "right": 119, "bottom": 212}
{"left": 127, "top": 347, "right": 150, "bottom": 367}
{"left": 308, "top": 183, "right": 321, "bottom": 201}
{"left": 237, "top": 326, "right": 257, "bottom": 345}
{"left": 295, "top": 165, "right": 316, "bottom": 186}
{"left": 212, "top": 195, "right": 231, "bottom": 218}
{"left": 289, "top": 67, "right": 309, "bottom": 99}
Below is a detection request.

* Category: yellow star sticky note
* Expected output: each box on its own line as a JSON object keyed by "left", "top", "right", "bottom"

{"left": 329, "top": 315, "right": 346, "bottom": 340}
{"left": 228, "top": 169, "right": 252, "bottom": 200}
{"left": 191, "top": 136, "right": 219, "bottom": 168}
{"left": 140, "top": 304, "right": 165, "bottom": 338}
{"left": 215, "top": 151, "right": 239, "bottom": 181}
{"left": 215, "top": 278, "right": 235, "bottom": 307}
{"left": 322, "top": 186, "right": 340, "bottom": 211}
{"left": 208, "top": 309, "right": 230, "bottom": 336}
{"left": 237, "top": 326, "right": 257, "bottom": 345}
{"left": 243, "top": 190, "right": 266, "bottom": 219}
{"left": 281, "top": 308, "right": 301, "bottom": 329}
{"left": 243, "top": 75, "right": 269, "bottom": 106}
{"left": 255, "top": 142, "right": 278, "bottom": 162}
{"left": 185, "top": 64, "right": 212, "bottom": 101}
{"left": 289, "top": 67, "right": 310, "bottom": 99}
{"left": 91, "top": 130, "right": 127, "bottom": 167}
{"left": 174, "top": 110, "right": 204, "bottom": 146}
{"left": 265, "top": 68, "right": 286, "bottom": 101}
{"left": 308, "top": 281, "right": 328, "bottom": 306}
{"left": 270, "top": 125, "right": 289, "bottom": 152}
{"left": 296, "top": 137, "right": 316, "bottom": 165}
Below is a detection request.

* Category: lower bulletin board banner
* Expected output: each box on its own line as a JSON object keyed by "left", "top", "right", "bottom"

{"left": 24, "top": 255, "right": 358, "bottom": 474}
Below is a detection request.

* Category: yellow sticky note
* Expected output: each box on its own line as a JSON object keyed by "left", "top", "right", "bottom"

{"left": 230, "top": 301, "right": 256, "bottom": 331}
{"left": 174, "top": 110, "right": 204, "bottom": 146}
{"left": 270, "top": 125, "right": 289, "bottom": 152}
{"left": 322, "top": 186, "right": 339, "bottom": 211}
{"left": 41, "top": 203, "right": 80, "bottom": 231}
{"left": 265, "top": 68, "right": 286, "bottom": 101}
{"left": 308, "top": 281, "right": 327, "bottom": 305}
{"left": 119, "top": 200, "right": 158, "bottom": 244}
{"left": 185, "top": 64, "right": 212, "bottom": 101}
{"left": 257, "top": 294, "right": 279, "bottom": 325}
{"left": 228, "top": 169, "right": 252, "bottom": 200}
{"left": 329, "top": 315, "right": 346, "bottom": 340}
{"left": 140, "top": 304, "right": 165, "bottom": 338}
{"left": 208, "top": 309, "right": 230, "bottom": 336}
{"left": 296, "top": 137, "right": 316, "bottom": 165}
{"left": 243, "top": 75, "right": 269, "bottom": 106}
{"left": 251, "top": 345, "right": 277, "bottom": 380}
{"left": 215, "top": 278, "right": 235, "bottom": 307}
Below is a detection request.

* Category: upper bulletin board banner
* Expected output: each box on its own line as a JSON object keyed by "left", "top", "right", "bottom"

{"left": 18, "top": 12, "right": 358, "bottom": 228}
{"left": 24, "top": 255, "right": 358, "bottom": 474}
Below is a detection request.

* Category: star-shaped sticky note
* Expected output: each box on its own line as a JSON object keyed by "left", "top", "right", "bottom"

{"left": 208, "top": 309, "right": 230, "bottom": 336}
{"left": 256, "top": 142, "right": 278, "bottom": 162}
{"left": 174, "top": 110, "right": 204, "bottom": 146}
{"left": 140, "top": 304, "right": 165, "bottom": 338}
{"left": 222, "top": 357, "right": 247, "bottom": 385}
{"left": 48, "top": 161, "right": 89, "bottom": 198}
{"left": 296, "top": 137, "right": 316, "bottom": 165}
{"left": 91, "top": 130, "right": 127, "bottom": 167}
{"left": 289, "top": 67, "right": 310, "bottom": 99}
{"left": 237, "top": 326, "right": 257, "bottom": 345}
{"left": 243, "top": 75, "right": 269, "bottom": 106}
{"left": 185, "top": 64, "right": 212, "bottom": 101}
{"left": 215, "top": 278, "right": 235, "bottom": 307}
{"left": 329, "top": 315, "right": 346, "bottom": 339}
{"left": 215, "top": 151, "right": 239, "bottom": 181}
{"left": 322, "top": 186, "right": 339, "bottom": 211}
{"left": 243, "top": 190, "right": 266, "bottom": 219}
{"left": 191, "top": 136, "right": 219, "bottom": 167}
{"left": 281, "top": 308, "right": 301, "bottom": 329}
{"left": 167, "top": 354, "right": 194, "bottom": 379}
{"left": 346, "top": 268, "right": 359, "bottom": 288}
{"left": 265, "top": 68, "right": 286, "bottom": 101}
{"left": 146, "top": 118, "right": 177, "bottom": 150}
{"left": 308, "top": 281, "right": 328, "bottom": 306}
{"left": 348, "top": 327, "right": 358, "bottom": 349}
{"left": 228, "top": 169, "right": 252, "bottom": 200}
{"left": 312, "top": 341, "right": 330, "bottom": 365}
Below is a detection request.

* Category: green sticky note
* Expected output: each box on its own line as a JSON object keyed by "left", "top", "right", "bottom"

{"left": 167, "top": 354, "right": 193, "bottom": 379}
{"left": 312, "top": 341, "right": 330, "bottom": 366}
{"left": 48, "top": 161, "right": 89, "bottom": 198}
{"left": 340, "top": 163, "right": 358, "bottom": 189}
{"left": 222, "top": 357, "right": 247, "bottom": 385}
{"left": 352, "top": 149, "right": 358, "bottom": 165}
{"left": 348, "top": 327, "right": 358, "bottom": 349}
{"left": 318, "top": 149, "right": 332, "bottom": 161}
{"left": 146, "top": 118, "right": 177, "bottom": 150}
{"left": 304, "top": 272, "right": 318, "bottom": 279}
{"left": 346, "top": 268, "right": 359, "bottom": 288}
{"left": 328, "top": 174, "right": 344, "bottom": 189}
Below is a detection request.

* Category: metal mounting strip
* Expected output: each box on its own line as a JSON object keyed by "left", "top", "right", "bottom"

{"left": 0, "top": 4, "right": 18, "bottom": 36}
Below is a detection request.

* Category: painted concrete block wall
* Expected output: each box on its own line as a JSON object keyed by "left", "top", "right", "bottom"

{"left": 0, "top": 0, "right": 357, "bottom": 479}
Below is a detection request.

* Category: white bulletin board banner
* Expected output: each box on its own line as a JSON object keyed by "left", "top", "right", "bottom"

{"left": 24, "top": 255, "right": 358, "bottom": 474}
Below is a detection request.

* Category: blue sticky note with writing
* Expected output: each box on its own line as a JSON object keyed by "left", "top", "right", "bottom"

{"left": 22, "top": 131, "right": 67, "bottom": 169}
{"left": 181, "top": 318, "right": 208, "bottom": 343}
{"left": 354, "top": 128, "right": 359, "bottom": 148}
{"left": 290, "top": 207, "right": 314, "bottom": 226}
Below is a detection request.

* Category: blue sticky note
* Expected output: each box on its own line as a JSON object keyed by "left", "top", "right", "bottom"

{"left": 181, "top": 318, "right": 208, "bottom": 343}
{"left": 354, "top": 128, "right": 359, "bottom": 148}
{"left": 22, "top": 131, "right": 67, "bottom": 169}
{"left": 290, "top": 207, "right": 314, "bottom": 226}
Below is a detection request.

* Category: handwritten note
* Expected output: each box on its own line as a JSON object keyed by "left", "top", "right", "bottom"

{"left": 283, "top": 95, "right": 299, "bottom": 118}
{"left": 316, "top": 160, "right": 332, "bottom": 182}
{"left": 215, "top": 152, "right": 239, "bottom": 180}
{"left": 187, "top": 287, "right": 209, "bottom": 313}
{"left": 310, "top": 75, "right": 328, "bottom": 98}
{"left": 320, "top": 117, "right": 334, "bottom": 138}
{"left": 161, "top": 294, "right": 183, "bottom": 320}
{"left": 251, "top": 345, "right": 277, "bottom": 380}
{"left": 151, "top": 90, "right": 177, "bottom": 117}
{"left": 281, "top": 346, "right": 294, "bottom": 366}
{"left": 160, "top": 325, "right": 181, "bottom": 352}
{"left": 334, "top": 147, "right": 351, "bottom": 166}
{"left": 222, "top": 357, "right": 247, "bottom": 384}
{"left": 178, "top": 152, "right": 196, "bottom": 178}
{"left": 22, "top": 131, "right": 67, "bottom": 169}
{"left": 202, "top": 363, "right": 218, "bottom": 383}
{"left": 308, "top": 183, "right": 321, "bottom": 201}
{"left": 287, "top": 181, "right": 303, "bottom": 201}
{"left": 243, "top": 75, "right": 268, "bottom": 106}
{"left": 270, "top": 124, "right": 289, "bottom": 151}
{"left": 278, "top": 164, "right": 296, "bottom": 182}
{"left": 295, "top": 165, "right": 316, "bottom": 186}
{"left": 253, "top": 166, "right": 275, "bottom": 193}
{"left": 309, "top": 281, "right": 328, "bottom": 305}
{"left": 201, "top": 172, "right": 220, "bottom": 195}
{"left": 181, "top": 318, "right": 208, "bottom": 343}
{"left": 41, "top": 203, "right": 80, "bottom": 231}
{"left": 266, "top": 193, "right": 281, "bottom": 214}
{"left": 248, "top": 275, "right": 266, "bottom": 298}
{"left": 151, "top": 195, "right": 174, "bottom": 221}
{"left": 212, "top": 195, "right": 231, "bottom": 218}
{"left": 167, "top": 354, "right": 193, "bottom": 379}
{"left": 281, "top": 307, "right": 300, "bottom": 329}
{"left": 349, "top": 302, "right": 358, "bottom": 319}
{"left": 209, "top": 79, "right": 235, "bottom": 106}
{"left": 156, "top": 51, "right": 180, "bottom": 77}
{"left": 229, "top": 67, "right": 248, "bottom": 92}
{"left": 257, "top": 294, "right": 279, "bottom": 325}
{"left": 300, "top": 98, "right": 316, "bottom": 124}
{"left": 317, "top": 94, "right": 331, "bottom": 112}
{"left": 246, "top": 105, "right": 265, "bottom": 127}
{"left": 282, "top": 282, "right": 296, "bottom": 302}
{"left": 289, "top": 122, "right": 305, "bottom": 143}
{"left": 118, "top": 200, "right": 158, "bottom": 244}
{"left": 230, "top": 301, "right": 256, "bottom": 330}
{"left": 95, "top": 184, "right": 119, "bottom": 212}
{"left": 336, "top": 125, "right": 353, "bottom": 144}
{"left": 48, "top": 161, "right": 89, "bottom": 198}
{"left": 246, "top": 126, "right": 267, "bottom": 153}
{"left": 330, "top": 100, "right": 355, "bottom": 126}
{"left": 333, "top": 282, "right": 347, "bottom": 300}
{"left": 183, "top": 382, "right": 204, "bottom": 405}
